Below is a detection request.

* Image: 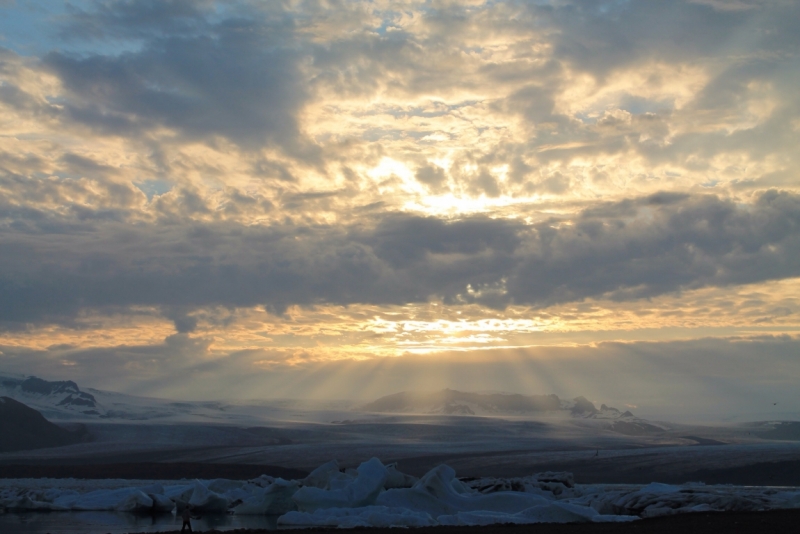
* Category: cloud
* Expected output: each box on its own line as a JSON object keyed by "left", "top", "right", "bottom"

{"left": 0, "top": 0, "right": 798, "bottom": 409}
{"left": 509, "top": 190, "right": 800, "bottom": 305}
{"left": 44, "top": 2, "right": 309, "bottom": 154}
{"left": 0, "top": 190, "right": 798, "bottom": 328}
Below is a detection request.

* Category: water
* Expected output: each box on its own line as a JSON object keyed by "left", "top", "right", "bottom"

{"left": 0, "top": 511, "right": 279, "bottom": 533}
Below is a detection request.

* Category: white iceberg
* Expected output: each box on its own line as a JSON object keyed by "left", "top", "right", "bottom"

{"left": 73, "top": 488, "right": 148, "bottom": 511}
{"left": 2, "top": 457, "right": 799, "bottom": 529}
{"left": 438, "top": 500, "right": 634, "bottom": 526}
{"left": 377, "top": 464, "right": 553, "bottom": 517}
{"left": 234, "top": 478, "right": 299, "bottom": 515}
{"left": 293, "top": 457, "right": 387, "bottom": 512}
{"left": 301, "top": 459, "right": 341, "bottom": 489}
{"left": 187, "top": 480, "right": 229, "bottom": 513}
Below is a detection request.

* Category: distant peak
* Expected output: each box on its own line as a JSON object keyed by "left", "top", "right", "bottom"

{"left": 21, "top": 376, "right": 81, "bottom": 396}
{"left": 571, "top": 396, "right": 599, "bottom": 415}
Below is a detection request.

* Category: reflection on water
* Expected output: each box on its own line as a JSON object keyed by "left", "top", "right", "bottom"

{"left": 0, "top": 511, "right": 279, "bottom": 534}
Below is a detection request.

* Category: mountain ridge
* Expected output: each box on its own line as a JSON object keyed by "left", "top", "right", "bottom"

{"left": 361, "top": 389, "right": 607, "bottom": 416}
{"left": 0, "top": 396, "right": 90, "bottom": 452}
{"left": 1, "top": 374, "right": 101, "bottom": 416}
{"left": 360, "top": 389, "right": 667, "bottom": 435}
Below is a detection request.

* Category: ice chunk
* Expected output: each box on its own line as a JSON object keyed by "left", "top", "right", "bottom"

{"left": 3, "top": 494, "right": 68, "bottom": 511}
{"left": 208, "top": 478, "right": 244, "bottom": 494}
{"left": 293, "top": 457, "right": 387, "bottom": 512}
{"left": 464, "top": 472, "right": 575, "bottom": 497}
{"left": 222, "top": 485, "right": 252, "bottom": 502}
{"left": 327, "top": 470, "right": 357, "bottom": 490}
{"left": 1, "top": 458, "right": 797, "bottom": 528}
{"left": 384, "top": 463, "right": 418, "bottom": 489}
{"left": 114, "top": 490, "right": 154, "bottom": 513}
{"left": 377, "top": 464, "right": 553, "bottom": 517}
{"left": 437, "top": 501, "right": 632, "bottom": 526}
{"left": 279, "top": 505, "right": 436, "bottom": 528}
{"left": 234, "top": 478, "right": 300, "bottom": 515}
{"left": 187, "top": 480, "right": 229, "bottom": 513}
{"left": 302, "top": 459, "right": 341, "bottom": 489}
{"left": 163, "top": 484, "right": 195, "bottom": 511}
{"left": 149, "top": 492, "right": 176, "bottom": 513}
{"left": 50, "top": 490, "right": 81, "bottom": 508}
{"left": 137, "top": 483, "right": 164, "bottom": 495}
{"left": 72, "top": 487, "right": 152, "bottom": 511}
{"left": 602, "top": 483, "right": 769, "bottom": 517}
{"left": 249, "top": 474, "right": 275, "bottom": 488}
{"left": 517, "top": 501, "right": 599, "bottom": 523}
{"left": 640, "top": 482, "right": 681, "bottom": 494}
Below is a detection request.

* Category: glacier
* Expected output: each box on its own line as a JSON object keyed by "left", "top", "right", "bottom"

{"left": 1, "top": 458, "right": 799, "bottom": 529}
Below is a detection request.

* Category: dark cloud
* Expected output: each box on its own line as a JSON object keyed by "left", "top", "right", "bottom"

{"left": 44, "top": 2, "right": 309, "bottom": 153}
{"left": 164, "top": 307, "right": 198, "bottom": 333}
{"left": 1, "top": 0, "right": 799, "bottom": 330}
{"left": 415, "top": 165, "right": 447, "bottom": 192}
{"left": 534, "top": 0, "right": 800, "bottom": 78}
{"left": 0, "top": 190, "right": 798, "bottom": 327}
{"left": 360, "top": 213, "right": 521, "bottom": 268}
{"left": 509, "top": 191, "right": 800, "bottom": 305}
{"left": 60, "top": 0, "right": 212, "bottom": 41}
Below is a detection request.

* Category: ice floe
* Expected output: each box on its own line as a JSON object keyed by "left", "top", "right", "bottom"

{"left": 1, "top": 458, "right": 799, "bottom": 528}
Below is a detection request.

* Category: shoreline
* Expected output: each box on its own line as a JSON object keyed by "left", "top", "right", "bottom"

{"left": 123, "top": 509, "right": 800, "bottom": 534}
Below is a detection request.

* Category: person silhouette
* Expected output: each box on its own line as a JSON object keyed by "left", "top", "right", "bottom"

{"left": 181, "top": 505, "right": 193, "bottom": 533}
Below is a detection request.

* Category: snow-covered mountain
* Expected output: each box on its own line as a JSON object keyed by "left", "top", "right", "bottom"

{"left": 361, "top": 389, "right": 563, "bottom": 415}
{"left": 0, "top": 372, "right": 358, "bottom": 425}
{"left": 362, "top": 389, "right": 606, "bottom": 417}
{"left": 0, "top": 372, "right": 236, "bottom": 422}
{"left": 0, "top": 374, "right": 102, "bottom": 418}
{"left": 0, "top": 376, "right": 99, "bottom": 415}
{"left": 0, "top": 372, "right": 667, "bottom": 436}
{"left": 361, "top": 389, "right": 667, "bottom": 434}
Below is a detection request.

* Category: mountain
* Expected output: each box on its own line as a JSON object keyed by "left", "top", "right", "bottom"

{"left": 0, "top": 396, "right": 89, "bottom": 452}
{"left": 589, "top": 402, "right": 667, "bottom": 435}
{"left": 0, "top": 372, "right": 337, "bottom": 424}
{"left": 0, "top": 374, "right": 102, "bottom": 417}
{"left": 361, "top": 389, "right": 563, "bottom": 415}
{"left": 361, "top": 389, "right": 667, "bottom": 434}
{"left": 21, "top": 376, "right": 99, "bottom": 409}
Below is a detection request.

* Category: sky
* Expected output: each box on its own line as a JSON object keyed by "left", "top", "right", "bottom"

{"left": 0, "top": 0, "right": 799, "bottom": 419}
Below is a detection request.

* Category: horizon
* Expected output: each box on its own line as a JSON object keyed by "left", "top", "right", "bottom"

{"left": 0, "top": 1, "right": 799, "bottom": 422}
{"left": 3, "top": 369, "right": 797, "bottom": 424}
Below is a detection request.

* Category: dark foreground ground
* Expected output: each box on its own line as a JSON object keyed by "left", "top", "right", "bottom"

{"left": 127, "top": 509, "right": 800, "bottom": 534}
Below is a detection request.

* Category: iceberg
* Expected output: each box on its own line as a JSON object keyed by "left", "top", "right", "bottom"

{"left": 1, "top": 458, "right": 799, "bottom": 528}
{"left": 377, "top": 464, "right": 553, "bottom": 516}
{"left": 73, "top": 488, "right": 152, "bottom": 512}
{"left": 293, "top": 457, "right": 387, "bottom": 512}
{"left": 233, "top": 478, "right": 299, "bottom": 515}
{"left": 187, "top": 480, "right": 230, "bottom": 513}
{"left": 301, "top": 459, "right": 342, "bottom": 489}
{"left": 384, "top": 463, "right": 418, "bottom": 489}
